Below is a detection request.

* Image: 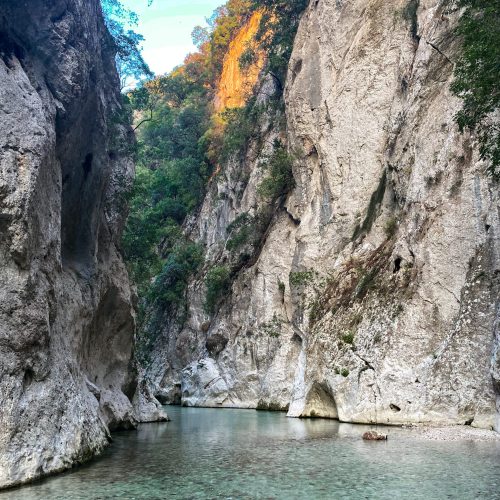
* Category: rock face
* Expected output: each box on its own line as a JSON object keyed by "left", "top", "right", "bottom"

{"left": 146, "top": 0, "right": 500, "bottom": 432}
{"left": 214, "top": 10, "right": 266, "bottom": 112}
{"left": 0, "top": 0, "right": 140, "bottom": 488}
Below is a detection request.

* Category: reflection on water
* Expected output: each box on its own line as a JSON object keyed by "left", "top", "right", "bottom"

{"left": 3, "top": 406, "right": 500, "bottom": 499}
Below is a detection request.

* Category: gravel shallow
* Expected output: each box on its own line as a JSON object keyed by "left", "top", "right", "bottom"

{"left": 403, "top": 425, "right": 500, "bottom": 442}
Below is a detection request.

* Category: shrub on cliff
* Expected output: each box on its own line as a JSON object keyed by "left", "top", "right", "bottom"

{"left": 257, "top": 143, "right": 295, "bottom": 200}
{"left": 204, "top": 265, "right": 232, "bottom": 314}
{"left": 452, "top": 0, "right": 500, "bottom": 179}
{"left": 149, "top": 243, "right": 204, "bottom": 309}
{"left": 250, "top": 0, "right": 309, "bottom": 86}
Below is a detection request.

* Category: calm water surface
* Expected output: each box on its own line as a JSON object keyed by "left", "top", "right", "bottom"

{"left": 4, "top": 406, "right": 500, "bottom": 499}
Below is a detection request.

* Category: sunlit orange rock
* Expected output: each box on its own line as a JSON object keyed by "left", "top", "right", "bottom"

{"left": 214, "top": 11, "right": 266, "bottom": 112}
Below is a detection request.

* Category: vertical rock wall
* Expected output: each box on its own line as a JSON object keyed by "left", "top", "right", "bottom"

{"left": 283, "top": 0, "right": 499, "bottom": 429}
{"left": 0, "top": 0, "right": 138, "bottom": 488}
{"left": 146, "top": 0, "right": 499, "bottom": 432}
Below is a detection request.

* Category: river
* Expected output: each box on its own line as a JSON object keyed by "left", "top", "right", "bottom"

{"left": 4, "top": 406, "right": 500, "bottom": 499}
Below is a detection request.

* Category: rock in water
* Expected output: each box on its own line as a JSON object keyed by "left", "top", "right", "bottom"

{"left": 0, "top": 0, "right": 139, "bottom": 489}
{"left": 363, "top": 431, "right": 388, "bottom": 441}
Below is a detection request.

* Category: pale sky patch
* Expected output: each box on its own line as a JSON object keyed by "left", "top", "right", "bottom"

{"left": 120, "top": 0, "right": 223, "bottom": 76}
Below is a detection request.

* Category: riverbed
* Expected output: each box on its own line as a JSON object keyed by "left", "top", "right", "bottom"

{"left": 4, "top": 406, "right": 500, "bottom": 499}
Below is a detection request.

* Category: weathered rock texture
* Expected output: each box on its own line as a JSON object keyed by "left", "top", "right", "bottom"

{"left": 146, "top": 0, "right": 500, "bottom": 432}
{"left": 0, "top": 0, "right": 142, "bottom": 488}
{"left": 214, "top": 11, "right": 266, "bottom": 112}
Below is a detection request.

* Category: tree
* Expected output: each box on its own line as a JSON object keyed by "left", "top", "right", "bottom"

{"left": 451, "top": 0, "right": 500, "bottom": 179}
{"left": 192, "top": 25, "right": 210, "bottom": 49}
{"left": 250, "top": 0, "right": 309, "bottom": 85}
{"left": 101, "top": 0, "right": 153, "bottom": 88}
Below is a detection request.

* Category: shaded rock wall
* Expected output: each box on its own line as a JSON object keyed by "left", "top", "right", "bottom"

{"left": 146, "top": 0, "right": 500, "bottom": 431}
{"left": 0, "top": 0, "right": 138, "bottom": 488}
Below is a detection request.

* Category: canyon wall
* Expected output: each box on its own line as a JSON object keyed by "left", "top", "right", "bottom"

{"left": 214, "top": 11, "right": 266, "bottom": 112}
{"left": 0, "top": 0, "right": 150, "bottom": 489}
{"left": 146, "top": 0, "right": 500, "bottom": 431}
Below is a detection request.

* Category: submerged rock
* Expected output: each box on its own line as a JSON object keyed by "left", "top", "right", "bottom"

{"left": 363, "top": 431, "right": 388, "bottom": 441}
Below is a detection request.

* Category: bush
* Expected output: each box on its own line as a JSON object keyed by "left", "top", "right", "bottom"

{"left": 451, "top": 0, "right": 500, "bottom": 179}
{"left": 218, "top": 100, "right": 263, "bottom": 161}
{"left": 226, "top": 212, "right": 255, "bottom": 251}
{"left": 341, "top": 331, "right": 355, "bottom": 345}
{"left": 204, "top": 265, "right": 232, "bottom": 314}
{"left": 289, "top": 270, "right": 314, "bottom": 287}
{"left": 384, "top": 217, "right": 398, "bottom": 239}
{"left": 239, "top": 45, "right": 258, "bottom": 71}
{"left": 149, "top": 242, "right": 204, "bottom": 309}
{"left": 250, "top": 0, "right": 309, "bottom": 87}
{"left": 260, "top": 313, "right": 283, "bottom": 337}
{"left": 257, "top": 144, "right": 295, "bottom": 200}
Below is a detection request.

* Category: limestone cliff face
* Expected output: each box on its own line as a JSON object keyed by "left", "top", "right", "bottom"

{"left": 214, "top": 11, "right": 266, "bottom": 112}
{"left": 0, "top": 0, "right": 139, "bottom": 488}
{"left": 146, "top": 0, "right": 500, "bottom": 432}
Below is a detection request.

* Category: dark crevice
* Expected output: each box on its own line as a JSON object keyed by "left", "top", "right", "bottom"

{"left": 352, "top": 169, "right": 387, "bottom": 241}
{"left": 286, "top": 208, "right": 301, "bottom": 226}
{"left": 0, "top": 29, "right": 26, "bottom": 67}
{"left": 424, "top": 39, "right": 453, "bottom": 64}
{"left": 22, "top": 368, "right": 34, "bottom": 392}
{"left": 82, "top": 153, "right": 93, "bottom": 179}
{"left": 393, "top": 256, "right": 402, "bottom": 273}
{"left": 291, "top": 59, "right": 302, "bottom": 84}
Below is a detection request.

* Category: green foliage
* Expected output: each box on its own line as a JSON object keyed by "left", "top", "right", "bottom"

{"left": 384, "top": 217, "right": 398, "bottom": 239}
{"left": 239, "top": 45, "right": 258, "bottom": 71}
{"left": 205, "top": 265, "right": 232, "bottom": 314}
{"left": 192, "top": 25, "right": 210, "bottom": 48}
{"left": 341, "top": 368, "right": 350, "bottom": 378}
{"left": 451, "top": 0, "right": 500, "bottom": 179}
{"left": 219, "top": 99, "right": 264, "bottom": 161}
{"left": 250, "top": 0, "right": 309, "bottom": 85}
{"left": 100, "top": 0, "right": 152, "bottom": 87}
{"left": 289, "top": 270, "right": 314, "bottom": 287}
{"left": 260, "top": 313, "right": 283, "bottom": 337}
{"left": 226, "top": 213, "right": 255, "bottom": 251}
{"left": 308, "top": 298, "right": 322, "bottom": 324}
{"left": 149, "top": 242, "right": 204, "bottom": 308}
{"left": 123, "top": 70, "right": 211, "bottom": 305}
{"left": 257, "top": 143, "right": 295, "bottom": 200}
{"left": 341, "top": 331, "right": 355, "bottom": 345}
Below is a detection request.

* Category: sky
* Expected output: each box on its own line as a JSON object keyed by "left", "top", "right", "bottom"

{"left": 121, "top": 0, "right": 223, "bottom": 76}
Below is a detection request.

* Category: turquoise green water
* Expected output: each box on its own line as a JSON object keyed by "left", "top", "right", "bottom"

{"left": 4, "top": 406, "right": 500, "bottom": 499}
